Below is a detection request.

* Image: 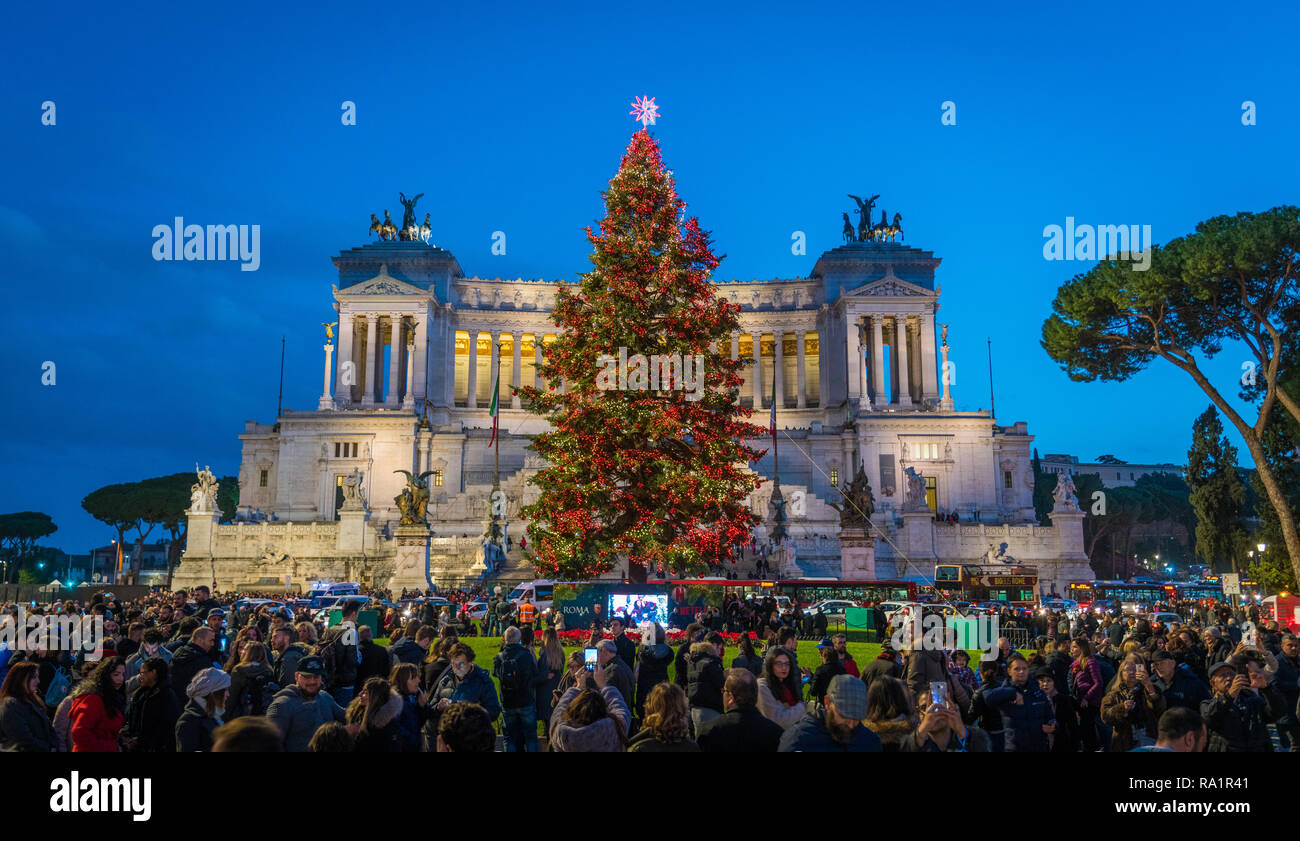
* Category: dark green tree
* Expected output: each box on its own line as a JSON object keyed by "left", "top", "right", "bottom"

{"left": 1042, "top": 206, "right": 1300, "bottom": 585}
{"left": 1031, "top": 448, "right": 1058, "bottom": 526}
{"left": 0, "top": 511, "right": 58, "bottom": 583}
{"left": 1185, "top": 406, "right": 1246, "bottom": 575}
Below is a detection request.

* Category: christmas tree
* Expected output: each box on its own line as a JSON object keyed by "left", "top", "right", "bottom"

{"left": 517, "top": 129, "right": 766, "bottom": 580}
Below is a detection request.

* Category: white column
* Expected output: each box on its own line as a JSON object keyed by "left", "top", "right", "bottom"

{"left": 490, "top": 330, "right": 501, "bottom": 406}
{"left": 920, "top": 311, "right": 938, "bottom": 401}
{"left": 412, "top": 312, "right": 428, "bottom": 407}
{"left": 858, "top": 320, "right": 870, "bottom": 404}
{"left": 896, "top": 316, "right": 912, "bottom": 407}
{"left": 872, "top": 314, "right": 886, "bottom": 405}
{"left": 751, "top": 331, "right": 764, "bottom": 409}
{"left": 386, "top": 316, "right": 402, "bottom": 406}
{"left": 796, "top": 330, "right": 807, "bottom": 409}
{"left": 318, "top": 343, "right": 335, "bottom": 410}
{"left": 361, "top": 314, "right": 379, "bottom": 406}
{"left": 845, "top": 315, "right": 861, "bottom": 405}
{"left": 403, "top": 337, "right": 416, "bottom": 409}
{"left": 511, "top": 330, "right": 522, "bottom": 409}
{"left": 731, "top": 333, "right": 740, "bottom": 406}
{"left": 335, "top": 315, "right": 354, "bottom": 405}
{"left": 466, "top": 330, "right": 479, "bottom": 409}
{"left": 773, "top": 330, "right": 785, "bottom": 410}
{"left": 534, "top": 335, "right": 544, "bottom": 389}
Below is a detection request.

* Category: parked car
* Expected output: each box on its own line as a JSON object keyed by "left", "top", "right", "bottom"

{"left": 805, "top": 599, "right": 859, "bottom": 625}
{"left": 1148, "top": 612, "right": 1182, "bottom": 630}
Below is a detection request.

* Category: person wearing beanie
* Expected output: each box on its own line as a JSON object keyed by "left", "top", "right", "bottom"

{"left": 175, "top": 667, "right": 231, "bottom": 752}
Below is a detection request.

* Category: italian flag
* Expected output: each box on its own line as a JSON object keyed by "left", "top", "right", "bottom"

{"left": 487, "top": 368, "right": 500, "bottom": 448}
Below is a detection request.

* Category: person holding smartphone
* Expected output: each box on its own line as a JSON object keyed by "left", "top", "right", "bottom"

{"left": 1100, "top": 655, "right": 1165, "bottom": 751}
{"left": 1201, "top": 656, "right": 1286, "bottom": 752}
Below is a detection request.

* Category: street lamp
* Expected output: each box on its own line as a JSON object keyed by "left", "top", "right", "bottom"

{"left": 1257, "top": 543, "right": 1267, "bottom": 554}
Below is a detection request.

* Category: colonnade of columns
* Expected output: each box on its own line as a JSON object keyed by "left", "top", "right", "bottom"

{"left": 331, "top": 313, "right": 425, "bottom": 408}
{"left": 844, "top": 312, "right": 936, "bottom": 408}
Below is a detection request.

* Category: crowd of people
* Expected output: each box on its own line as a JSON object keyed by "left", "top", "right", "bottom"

{"left": 0, "top": 586, "right": 1296, "bottom": 753}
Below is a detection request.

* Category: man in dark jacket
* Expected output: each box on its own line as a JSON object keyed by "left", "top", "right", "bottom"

{"left": 1150, "top": 650, "right": 1210, "bottom": 712}
{"left": 861, "top": 647, "right": 902, "bottom": 689}
{"left": 609, "top": 616, "right": 637, "bottom": 671}
{"left": 779, "top": 675, "right": 882, "bottom": 752}
{"left": 686, "top": 637, "right": 725, "bottom": 732}
{"left": 985, "top": 656, "right": 1055, "bottom": 752}
{"left": 1272, "top": 634, "right": 1300, "bottom": 750}
{"left": 1201, "top": 659, "right": 1285, "bottom": 752}
{"left": 697, "top": 669, "right": 783, "bottom": 752}
{"left": 192, "top": 586, "right": 220, "bottom": 620}
{"left": 355, "top": 626, "right": 393, "bottom": 693}
{"left": 269, "top": 627, "right": 308, "bottom": 687}
{"left": 170, "top": 626, "right": 218, "bottom": 698}
{"left": 492, "top": 626, "right": 540, "bottom": 752}
{"left": 389, "top": 625, "right": 430, "bottom": 665}
{"left": 317, "top": 600, "right": 361, "bottom": 705}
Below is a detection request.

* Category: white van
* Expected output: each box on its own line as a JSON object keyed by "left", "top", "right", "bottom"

{"left": 507, "top": 580, "right": 556, "bottom": 612}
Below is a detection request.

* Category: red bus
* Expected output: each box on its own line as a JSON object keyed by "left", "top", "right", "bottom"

{"left": 934, "top": 564, "right": 1039, "bottom": 606}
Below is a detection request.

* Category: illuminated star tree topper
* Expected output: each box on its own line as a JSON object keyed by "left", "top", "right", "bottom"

{"left": 629, "top": 95, "right": 659, "bottom": 128}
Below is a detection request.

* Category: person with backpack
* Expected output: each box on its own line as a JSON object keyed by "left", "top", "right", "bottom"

{"left": 226, "top": 642, "right": 278, "bottom": 719}
{"left": 318, "top": 600, "right": 361, "bottom": 706}
{"left": 492, "top": 626, "right": 540, "bottom": 752}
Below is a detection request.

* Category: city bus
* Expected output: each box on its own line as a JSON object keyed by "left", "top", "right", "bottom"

{"left": 1067, "top": 580, "right": 1165, "bottom": 613}
{"left": 773, "top": 579, "right": 916, "bottom": 607}
{"left": 1167, "top": 581, "right": 1224, "bottom": 603}
{"left": 934, "top": 564, "right": 1039, "bottom": 606}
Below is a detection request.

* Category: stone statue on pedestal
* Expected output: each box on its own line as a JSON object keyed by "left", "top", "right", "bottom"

{"left": 1052, "top": 472, "right": 1080, "bottom": 512}
{"left": 393, "top": 470, "right": 434, "bottom": 525}
{"left": 190, "top": 464, "right": 219, "bottom": 513}
{"left": 830, "top": 462, "right": 875, "bottom": 532}
{"left": 341, "top": 469, "right": 365, "bottom": 511}
{"left": 903, "top": 466, "right": 928, "bottom": 510}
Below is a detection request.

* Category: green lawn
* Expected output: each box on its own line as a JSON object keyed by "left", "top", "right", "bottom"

{"left": 383, "top": 636, "right": 997, "bottom": 697}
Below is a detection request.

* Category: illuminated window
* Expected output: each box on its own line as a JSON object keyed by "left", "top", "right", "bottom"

{"left": 433, "top": 470, "right": 443, "bottom": 487}
{"left": 830, "top": 469, "right": 839, "bottom": 487}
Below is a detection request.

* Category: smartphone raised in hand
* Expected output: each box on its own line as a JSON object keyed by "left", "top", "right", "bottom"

{"left": 583, "top": 647, "right": 598, "bottom": 672}
{"left": 930, "top": 681, "right": 947, "bottom": 709}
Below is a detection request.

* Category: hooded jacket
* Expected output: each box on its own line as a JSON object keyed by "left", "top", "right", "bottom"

{"left": 430, "top": 664, "right": 501, "bottom": 729}
{"left": 351, "top": 690, "right": 404, "bottom": 752}
{"left": 778, "top": 706, "right": 883, "bottom": 753}
{"left": 687, "top": 645, "right": 725, "bottom": 714}
{"left": 226, "top": 661, "right": 278, "bottom": 719}
{"left": 863, "top": 715, "right": 919, "bottom": 752}
{"left": 492, "top": 642, "right": 539, "bottom": 709}
{"left": 635, "top": 643, "right": 674, "bottom": 711}
{"left": 548, "top": 685, "right": 629, "bottom": 752}
{"left": 266, "top": 685, "right": 347, "bottom": 753}
{"left": 175, "top": 698, "right": 221, "bottom": 752}
{"left": 169, "top": 641, "right": 218, "bottom": 698}
{"left": 271, "top": 643, "right": 309, "bottom": 687}
{"left": 985, "top": 680, "right": 1054, "bottom": 752}
{"left": 124, "top": 646, "right": 172, "bottom": 680}
{"left": 390, "top": 637, "right": 425, "bottom": 665}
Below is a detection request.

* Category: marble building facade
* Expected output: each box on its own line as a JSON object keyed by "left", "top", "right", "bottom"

{"left": 175, "top": 235, "right": 1090, "bottom": 594}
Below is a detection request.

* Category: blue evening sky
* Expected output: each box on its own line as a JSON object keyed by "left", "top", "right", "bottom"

{"left": 2, "top": 1, "right": 1296, "bottom": 554}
